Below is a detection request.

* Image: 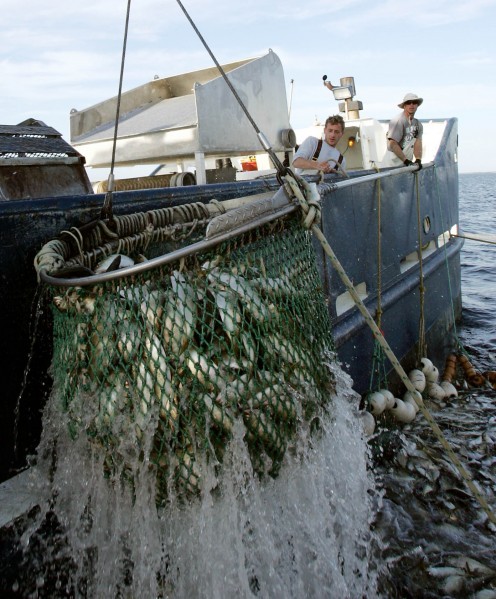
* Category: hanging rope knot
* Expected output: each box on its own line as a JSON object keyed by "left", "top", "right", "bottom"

{"left": 33, "top": 239, "right": 68, "bottom": 280}
{"left": 284, "top": 175, "right": 322, "bottom": 229}
{"left": 301, "top": 194, "right": 321, "bottom": 229}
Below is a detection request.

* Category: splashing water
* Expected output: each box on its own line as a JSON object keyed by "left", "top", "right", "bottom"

{"left": 18, "top": 363, "right": 378, "bottom": 598}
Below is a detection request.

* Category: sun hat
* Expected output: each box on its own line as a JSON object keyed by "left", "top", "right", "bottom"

{"left": 398, "top": 93, "right": 423, "bottom": 108}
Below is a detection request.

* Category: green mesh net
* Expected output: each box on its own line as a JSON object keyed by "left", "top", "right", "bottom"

{"left": 43, "top": 209, "right": 335, "bottom": 505}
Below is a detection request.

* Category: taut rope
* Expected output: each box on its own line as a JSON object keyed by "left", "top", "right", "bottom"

{"left": 101, "top": 0, "right": 133, "bottom": 222}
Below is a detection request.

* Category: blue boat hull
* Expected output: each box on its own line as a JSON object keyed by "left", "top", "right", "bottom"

{"left": 0, "top": 118, "right": 461, "bottom": 483}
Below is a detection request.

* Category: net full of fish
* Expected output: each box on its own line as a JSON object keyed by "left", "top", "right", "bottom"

{"left": 44, "top": 215, "right": 335, "bottom": 505}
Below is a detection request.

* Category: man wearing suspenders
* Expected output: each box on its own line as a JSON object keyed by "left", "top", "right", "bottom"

{"left": 292, "top": 115, "right": 346, "bottom": 175}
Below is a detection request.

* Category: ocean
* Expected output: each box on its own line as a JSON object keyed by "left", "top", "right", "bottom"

{"left": 458, "top": 173, "right": 496, "bottom": 370}
{"left": 375, "top": 172, "right": 496, "bottom": 598}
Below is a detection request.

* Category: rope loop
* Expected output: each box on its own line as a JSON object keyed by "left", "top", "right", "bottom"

{"left": 208, "top": 199, "right": 226, "bottom": 215}
{"left": 284, "top": 174, "right": 322, "bottom": 229}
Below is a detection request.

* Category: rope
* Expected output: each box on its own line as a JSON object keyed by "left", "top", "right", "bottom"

{"left": 369, "top": 342, "right": 388, "bottom": 394}
{"left": 453, "top": 232, "right": 496, "bottom": 245}
{"left": 285, "top": 172, "right": 496, "bottom": 526}
{"left": 368, "top": 174, "right": 388, "bottom": 393}
{"left": 415, "top": 173, "right": 427, "bottom": 361}
{"left": 34, "top": 202, "right": 215, "bottom": 277}
{"left": 101, "top": 0, "right": 133, "bottom": 222}
{"left": 375, "top": 176, "right": 383, "bottom": 331}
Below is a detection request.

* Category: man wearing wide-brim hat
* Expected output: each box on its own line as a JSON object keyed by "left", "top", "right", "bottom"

{"left": 384, "top": 93, "right": 423, "bottom": 169}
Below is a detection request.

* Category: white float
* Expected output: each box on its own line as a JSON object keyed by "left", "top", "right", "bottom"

{"left": 378, "top": 388, "right": 396, "bottom": 409}
{"left": 390, "top": 398, "right": 416, "bottom": 423}
{"left": 408, "top": 369, "right": 426, "bottom": 392}
{"left": 440, "top": 380, "right": 458, "bottom": 399}
{"left": 425, "top": 366, "right": 440, "bottom": 383}
{"left": 427, "top": 381, "right": 446, "bottom": 400}
{"left": 419, "top": 357, "right": 434, "bottom": 374}
{"left": 403, "top": 390, "right": 422, "bottom": 414}
{"left": 367, "top": 391, "right": 387, "bottom": 416}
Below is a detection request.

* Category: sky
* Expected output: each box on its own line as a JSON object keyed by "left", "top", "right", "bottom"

{"left": 1, "top": 0, "right": 496, "bottom": 175}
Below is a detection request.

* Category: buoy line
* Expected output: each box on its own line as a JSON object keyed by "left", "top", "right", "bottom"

{"left": 452, "top": 232, "right": 496, "bottom": 245}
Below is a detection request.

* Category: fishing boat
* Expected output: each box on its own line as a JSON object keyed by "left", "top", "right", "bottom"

{"left": 0, "top": 24, "right": 469, "bottom": 594}
{"left": 0, "top": 47, "right": 462, "bottom": 489}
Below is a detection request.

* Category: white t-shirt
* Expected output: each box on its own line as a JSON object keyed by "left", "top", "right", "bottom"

{"left": 384, "top": 112, "right": 423, "bottom": 165}
{"left": 293, "top": 136, "right": 345, "bottom": 174}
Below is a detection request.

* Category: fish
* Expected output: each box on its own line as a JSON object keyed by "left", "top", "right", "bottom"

{"left": 116, "top": 318, "right": 143, "bottom": 363}
{"left": 221, "top": 373, "right": 252, "bottom": 404}
{"left": 199, "top": 393, "right": 234, "bottom": 434}
{"left": 186, "top": 347, "right": 224, "bottom": 392}
{"left": 88, "top": 329, "right": 117, "bottom": 380}
{"left": 175, "top": 443, "right": 201, "bottom": 495}
{"left": 133, "top": 362, "right": 156, "bottom": 437}
{"left": 442, "top": 575, "right": 465, "bottom": 594}
{"left": 249, "top": 385, "right": 297, "bottom": 422}
{"left": 162, "top": 271, "right": 197, "bottom": 355}
{"left": 139, "top": 288, "right": 164, "bottom": 330}
{"left": 243, "top": 409, "right": 285, "bottom": 457}
{"left": 51, "top": 264, "right": 95, "bottom": 278}
{"left": 251, "top": 273, "right": 300, "bottom": 298}
{"left": 97, "top": 372, "right": 131, "bottom": 428}
{"left": 95, "top": 253, "right": 135, "bottom": 274}
{"left": 208, "top": 269, "right": 270, "bottom": 322}
{"left": 234, "top": 331, "right": 256, "bottom": 367}
{"left": 448, "top": 556, "right": 496, "bottom": 577}
{"left": 263, "top": 333, "right": 313, "bottom": 371}
{"left": 53, "top": 287, "right": 97, "bottom": 314}
{"left": 140, "top": 328, "right": 180, "bottom": 430}
{"left": 427, "top": 566, "right": 465, "bottom": 578}
{"left": 213, "top": 288, "right": 241, "bottom": 337}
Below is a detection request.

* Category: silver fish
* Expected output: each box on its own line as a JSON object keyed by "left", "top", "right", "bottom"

{"left": 243, "top": 409, "right": 284, "bottom": 455}
{"left": 186, "top": 348, "right": 224, "bottom": 392}
{"left": 209, "top": 269, "right": 269, "bottom": 322}
{"left": 175, "top": 444, "right": 201, "bottom": 495}
{"left": 200, "top": 393, "right": 234, "bottom": 434}
{"left": 162, "top": 271, "right": 197, "bottom": 355}
{"left": 249, "top": 384, "right": 297, "bottom": 422}
{"left": 95, "top": 253, "right": 134, "bottom": 274}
